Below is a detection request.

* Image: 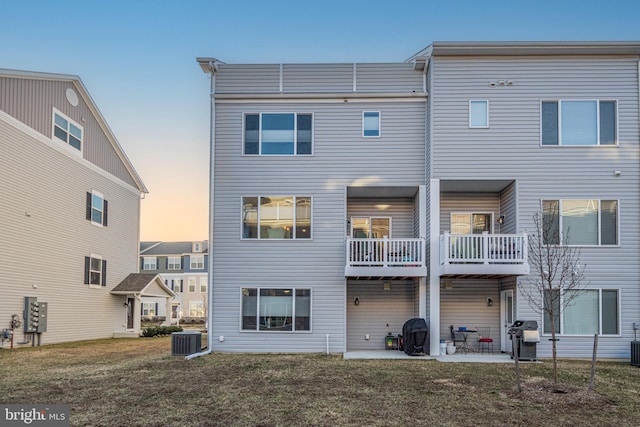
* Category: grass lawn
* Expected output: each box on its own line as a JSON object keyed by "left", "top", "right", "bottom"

{"left": 1, "top": 337, "right": 639, "bottom": 426}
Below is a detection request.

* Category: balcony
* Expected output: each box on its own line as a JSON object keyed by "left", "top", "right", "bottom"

{"left": 345, "top": 237, "right": 427, "bottom": 278}
{"left": 439, "top": 232, "right": 529, "bottom": 277}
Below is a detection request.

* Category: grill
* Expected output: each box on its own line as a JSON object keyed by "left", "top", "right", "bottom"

{"left": 402, "top": 318, "right": 429, "bottom": 356}
{"left": 509, "top": 320, "right": 540, "bottom": 361}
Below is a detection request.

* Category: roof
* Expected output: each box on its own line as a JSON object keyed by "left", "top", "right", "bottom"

{"left": 407, "top": 41, "right": 640, "bottom": 62}
{"left": 140, "top": 241, "right": 209, "bottom": 255}
{"left": 111, "top": 273, "right": 176, "bottom": 298}
{"left": 0, "top": 68, "right": 148, "bottom": 193}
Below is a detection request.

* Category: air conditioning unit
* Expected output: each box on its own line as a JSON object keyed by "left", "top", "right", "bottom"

{"left": 171, "top": 331, "right": 202, "bottom": 356}
{"left": 631, "top": 341, "right": 640, "bottom": 367}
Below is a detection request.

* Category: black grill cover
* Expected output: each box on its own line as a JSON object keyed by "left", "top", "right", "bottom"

{"left": 402, "top": 318, "right": 429, "bottom": 356}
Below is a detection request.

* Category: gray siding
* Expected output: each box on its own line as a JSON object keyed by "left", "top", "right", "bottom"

{"left": 440, "top": 193, "right": 500, "bottom": 233}
{"left": 0, "top": 76, "right": 138, "bottom": 188}
{"left": 0, "top": 114, "right": 141, "bottom": 345}
{"left": 347, "top": 198, "right": 416, "bottom": 238}
{"left": 430, "top": 55, "right": 640, "bottom": 358}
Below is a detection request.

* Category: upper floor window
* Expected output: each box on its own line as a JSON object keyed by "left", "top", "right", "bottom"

{"left": 244, "top": 113, "right": 312, "bottom": 155}
{"left": 53, "top": 110, "right": 83, "bottom": 151}
{"left": 190, "top": 255, "right": 204, "bottom": 270}
{"left": 363, "top": 111, "right": 380, "bottom": 137}
{"left": 188, "top": 277, "right": 197, "bottom": 292}
{"left": 469, "top": 100, "right": 489, "bottom": 128}
{"left": 242, "top": 196, "right": 312, "bottom": 239}
{"left": 168, "top": 257, "right": 181, "bottom": 270}
{"left": 143, "top": 257, "right": 157, "bottom": 270}
{"left": 543, "top": 199, "right": 618, "bottom": 246}
{"left": 541, "top": 100, "right": 617, "bottom": 146}
{"left": 84, "top": 255, "right": 106, "bottom": 287}
{"left": 86, "top": 191, "right": 108, "bottom": 226}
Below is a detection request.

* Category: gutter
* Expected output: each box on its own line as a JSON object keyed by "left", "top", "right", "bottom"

{"left": 186, "top": 59, "right": 218, "bottom": 360}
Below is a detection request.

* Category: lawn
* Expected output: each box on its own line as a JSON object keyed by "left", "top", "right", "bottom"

{"left": 1, "top": 337, "right": 639, "bottom": 426}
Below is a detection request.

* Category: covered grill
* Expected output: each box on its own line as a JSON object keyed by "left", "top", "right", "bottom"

{"left": 509, "top": 320, "right": 540, "bottom": 361}
{"left": 402, "top": 318, "right": 429, "bottom": 356}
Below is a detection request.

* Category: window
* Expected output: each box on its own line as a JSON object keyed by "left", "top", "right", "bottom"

{"left": 241, "top": 288, "right": 311, "bottom": 332}
{"left": 469, "top": 100, "right": 489, "bottom": 128}
{"left": 142, "top": 303, "right": 157, "bottom": 317}
{"left": 84, "top": 255, "right": 106, "bottom": 287}
{"left": 242, "top": 196, "right": 311, "bottom": 239}
{"left": 244, "top": 113, "right": 312, "bottom": 155}
{"left": 168, "top": 257, "right": 181, "bottom": 270}
{"left": 86, "top": 191, "right": 108, "bottom": 226}
{"left": 544, "top": 289, "right": 619, "bottom": 335}
{"left": 190, "top": 255, "right": 204, "bottom": 269}
{"left": 350, "top": 217, "right": 391, "bottom": 238}
{"left": 543, "top": 199, "right": 618, "bottom": 245}
{"left": 189, "top": 302, "right": 204, "bottom": 317}
{"left": 142, "top": 257, "right": 157, "bottom": 270}
{"left": 450, "top": 212, "right": 492, "bottom": 235}
{"left": 200, "top": 278, "right": 207, "bottom": 293}
{"left": 53, "top": 110, "right": 83, "bottom": 150}
{"left": 171, "top": 279, "right": 183, "bottom": 293}
{"left": 188, "top": 277, "right": 196, "bottom": 293}
{"left": 363, "top": 111, "right": 380, "bottom": 137}
{"left": 541, "top": 100, "right": 617, "bottom": 146}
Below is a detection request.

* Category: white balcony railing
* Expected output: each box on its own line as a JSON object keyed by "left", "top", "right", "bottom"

{"left": 440, "top": 232, "right": 528, "bottom": 265}
{"left": 346, "top": 237, "right": 425, "bottom": 268}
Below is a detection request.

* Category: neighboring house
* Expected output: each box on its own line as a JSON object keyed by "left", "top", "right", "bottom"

{"left": 0, "top": 69, "right": 172, "bottom": 345}
{"left": 139, "top": 241, "right": 209, "bottom": 324}
{"left": 198, "top": 41, "right": 640, "bottom": 359}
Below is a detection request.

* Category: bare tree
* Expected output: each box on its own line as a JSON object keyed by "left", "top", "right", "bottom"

{"left": 520, "top": 208, "right": 587, "bottom": 389}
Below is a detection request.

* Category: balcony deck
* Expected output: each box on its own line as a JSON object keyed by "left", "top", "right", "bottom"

{"left": 345, "top": 238, "right": 427, "bottom": 278}
{"left": 439, "top": 232, "right": 529, "bottom": 277}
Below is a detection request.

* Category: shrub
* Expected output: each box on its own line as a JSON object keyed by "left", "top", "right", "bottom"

{"left": 141, "top": 325, "right": 183, "bottom": 337}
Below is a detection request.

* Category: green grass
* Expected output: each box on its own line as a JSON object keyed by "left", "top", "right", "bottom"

{"left": 1, "top": 337, "right": 639, "bottom": 426}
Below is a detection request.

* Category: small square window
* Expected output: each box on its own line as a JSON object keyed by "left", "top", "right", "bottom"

{"left": 363, "top": 112, "right": 380, "bottom": 137}
{"left": 469, "top": 100, "right": 489, "bottom": 128}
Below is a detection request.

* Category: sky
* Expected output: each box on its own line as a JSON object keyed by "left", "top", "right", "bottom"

{"left": 1, "top": 0, "right": 639, "bottom": 241}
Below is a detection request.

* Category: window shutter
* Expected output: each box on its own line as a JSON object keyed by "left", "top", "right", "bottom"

{"left": 103, "top": 199, "right": 108, "bottom": 226}
{"left": 155, "top": 303, "right": 158, "bottom": 316}
{"left": 102, "top": 260, "right": 107, "bottom": 286}
{"left": 84, "top": 256, "right": 90, "bottom": 284}
{"left": 180, "top": 280, "right": 183, "bottom": 293}
{"left": 181, "top": 257, "right": 184, "bottom": 269}
{"left": 86, "top": 192, "right": 92, "bottom": 221}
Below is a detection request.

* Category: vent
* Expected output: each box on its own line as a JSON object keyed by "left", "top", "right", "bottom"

{"left": 171, "top": 331, "right": 202, "bottom": 356}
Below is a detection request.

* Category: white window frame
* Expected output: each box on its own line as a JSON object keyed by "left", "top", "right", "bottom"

{"left": 540, "top": 99, "right": 618, "bottom": 146}
{"left": 469, "top": 100, "right": 489, "bottom": 128}
{"left": 52, "top": 108, "right": 83, "bottom": 152}
{"left": 188, "top": 277, "right": 197, "bottom": 293}
{"left": 362, "top": 111, "right": 381, "bottom": 137}
{"left": 199, "top": 277, "right": 207, "bottom": 293}
{"left": 543, "top": 288, "right": 620, "bottom": 336}
{"left": 88, "top": 254, "right": 103, "bottom": 288}
{"left": 450, "top": 212, "right": 494, "bottom": 235}
{"left": 167, "top": 257, "right": 181, "bottom": 270}
{"left": 241, "top": 196, "right": 312, "bottom": 240}
{"left": 90, "top": 190, "right": 105, "bottom": 226}
{"left": 240, "top": 287, "right": 312, "bottom": 333}
{"left": 190, "top": 255, "right": 204, "bottom": 270}
{"left": 142, "top": 303, "right": 156, "bottom": 317}
{"left": 243, "top": 112, "right": 314, "bottom": 156}
{"left": 142, "top": 257, "right": 157, "bottom": 270}
{"left": 542, "top": 199, "right": 619, "bottom": 246}
{"left": 189, "top": 301, "right": 204, "bottom": 317}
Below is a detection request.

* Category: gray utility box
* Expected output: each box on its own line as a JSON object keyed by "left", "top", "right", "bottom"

{"left": 509, "top": 320, "right": 540, "bottom": 361}
{"left": 631, "top": 341, "right": 640, "bottom": 367}
{"left": 171, "top": 331, "right": 202, "bottom": 356}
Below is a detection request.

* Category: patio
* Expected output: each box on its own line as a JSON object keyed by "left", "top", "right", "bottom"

{"left": 343, "top": 350, "right": 517, "bottom": 363}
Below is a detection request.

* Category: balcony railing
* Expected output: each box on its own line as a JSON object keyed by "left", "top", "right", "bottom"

{"left": 440, "top": 232, "right": 528, "bottom": 265}
{"left": 346, "top": 237, "right": 425, "bottom": 268}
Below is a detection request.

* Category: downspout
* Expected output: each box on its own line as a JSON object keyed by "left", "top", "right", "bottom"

{"left": 187, "top": 60, "right": 217, "bottom": 360}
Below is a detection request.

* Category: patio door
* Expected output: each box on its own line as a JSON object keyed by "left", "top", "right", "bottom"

{"left": 126, "top": 297, "right": 135, "bottom": 329}
{"left": 500, "top": 290, "right": 514, "bottom": 352}
{"left": 351, "top": 217, "right": 391, "bottom": 238}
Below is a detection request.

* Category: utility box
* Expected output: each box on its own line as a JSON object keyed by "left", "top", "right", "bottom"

{"left": 171, "top": 331, "right": 201, "bottom": 356}
{"left": 631, "top": 341, "right": 640, "bottom": 367}
{"left": 23, "top": 297, "right": 48, "bottom": 333}
{"left": 36, "top": 302, "right": 48, "bottom": 333}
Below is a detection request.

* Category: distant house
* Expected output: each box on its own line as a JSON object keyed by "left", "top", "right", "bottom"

{"left": 0, "top": 69, "right": 172, "bottom": 345}
{"left": 197, "top": 41, "right": 640, "bottom": 359}
{"left": 139, "top": 241, "right": 209, "bottom": 324}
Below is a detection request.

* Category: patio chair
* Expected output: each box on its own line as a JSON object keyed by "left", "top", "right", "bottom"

{"left": 476, "top": 326, "right": 494, "bottom": 353}
{"left": 449, "top": 325, "right": 466, "bottom": 351}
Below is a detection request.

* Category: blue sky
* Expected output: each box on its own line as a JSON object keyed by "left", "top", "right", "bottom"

{"left": 1, "top": 0, "right": 639, "bottom": 240}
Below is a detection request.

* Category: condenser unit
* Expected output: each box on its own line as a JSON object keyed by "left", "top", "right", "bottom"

{"left": 171, "top": 331, "right": 202, "bottom": 356}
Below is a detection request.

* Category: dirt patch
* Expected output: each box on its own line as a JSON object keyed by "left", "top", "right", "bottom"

{"left": 507, "top": 377, "right": 615, "bottom": 410}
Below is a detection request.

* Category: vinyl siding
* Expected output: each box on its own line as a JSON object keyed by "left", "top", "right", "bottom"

{"left": 0, "top": 114, "right": 141, "bottom": 345}
{"left": 430, "top": 55, "right": 640, "bottom": 358}
{"left": 0, "top": 76, "right": 138, "bottom": 188}
{"left": 347, "top": 198, "right": 416, "bottom": 238}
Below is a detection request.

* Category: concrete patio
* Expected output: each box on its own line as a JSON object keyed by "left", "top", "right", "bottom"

{"left": 343, "top": 350, "right": 522, "bottom": 363}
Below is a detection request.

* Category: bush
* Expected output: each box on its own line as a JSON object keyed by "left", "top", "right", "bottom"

{"left": 141, "top": 325, "right": 183, "bottom": 337}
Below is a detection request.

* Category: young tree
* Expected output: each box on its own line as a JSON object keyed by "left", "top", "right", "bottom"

{"left": 519, "top": 207, "right": 587, "bottom": 389}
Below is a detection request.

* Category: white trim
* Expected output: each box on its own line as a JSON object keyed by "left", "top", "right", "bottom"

{"left": 239, "top": 287, "right": 313, "bottom": 333}
{"left": 540, "top": 99, "right": 619, "bottom": 146}
{"left": 450, "top": 211, "right": 494, "bottom": 234}
{"left": 52, "top": 108, "right": 83, "bottom": 154}
{"left": 89, "top": 189, "right": 105, "bottom": 227}
{"left": 217, "top": 95, "right": 427, "bottom": 103}
{"left": 468, "top": 100, "right": 489, "bottom": 128}
{"left": 88, "top": 253, "right": 104, "bottom": 289}
{"left": 142, "top": 256, "right": 157, "bottom": 271}
{"left": 0, "top": 110, "right": 143, "bottom": 196}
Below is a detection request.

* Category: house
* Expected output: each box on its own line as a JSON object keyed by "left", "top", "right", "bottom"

{"left": 196, "top": 41, "right": 640, "bottom": 359}
{"left": 0, "top": 69, "right": 172, "bottom": 345}
{"left": 139, "top": 241, "right": 209, "bottom": 324}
